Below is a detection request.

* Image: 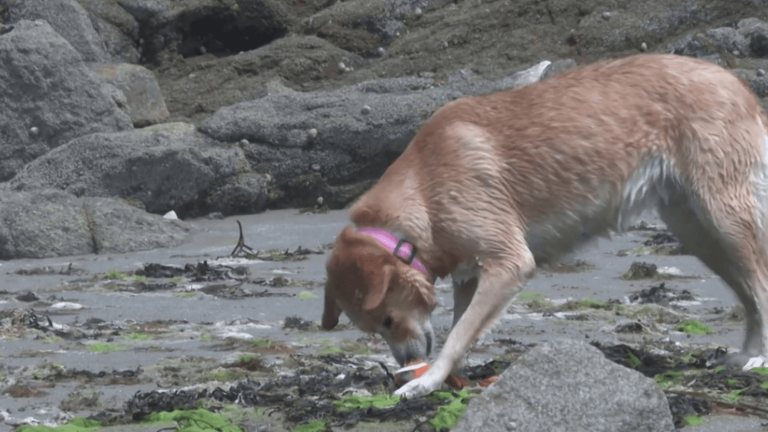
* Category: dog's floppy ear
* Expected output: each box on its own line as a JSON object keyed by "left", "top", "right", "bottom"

{"left": 361, "top": 264, "right": 394, "bottom": 311}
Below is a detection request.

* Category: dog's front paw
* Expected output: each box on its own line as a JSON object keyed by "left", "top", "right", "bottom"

{"left": 743, "top": 356, "right": 768, "bottom": 370}
{"left": 394, "top": 372, "right": 443, "bottom": 397}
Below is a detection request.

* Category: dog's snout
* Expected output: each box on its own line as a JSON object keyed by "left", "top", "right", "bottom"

{"left": 385, "top": 319, "right": 434, "bottom": 365}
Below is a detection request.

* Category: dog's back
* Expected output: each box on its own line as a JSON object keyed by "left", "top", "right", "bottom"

{"left": 338, "top": 55, "right": 768, "bottom": 397}
{"left": 355, "top": 54, "right": 768, "bottom": 263}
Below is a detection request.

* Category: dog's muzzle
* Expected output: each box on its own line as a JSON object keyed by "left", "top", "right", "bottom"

{"left": 387, "top": 320, "right": 434, "bottom": 365}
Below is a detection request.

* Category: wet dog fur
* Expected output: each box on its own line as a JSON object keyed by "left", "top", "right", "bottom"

{"left": 322, "top": 54, "right": 768, "bottom": 397}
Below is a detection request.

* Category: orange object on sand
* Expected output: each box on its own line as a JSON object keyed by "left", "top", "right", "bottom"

{"left": 394, "top": 361, "right": 431, "bottom": 387}
{"left": 478, "top": 374, "right": 500, "bottom": 387}
{"left": 444, "top": 374, "right": 469, "bottom": 389}
{"left": 394, "top": 360, "right": 470, "bottom": 390}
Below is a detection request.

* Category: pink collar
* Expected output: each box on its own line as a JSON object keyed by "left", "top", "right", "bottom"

{"left": 357, "top": 227, "right": 428, "bottom": 275}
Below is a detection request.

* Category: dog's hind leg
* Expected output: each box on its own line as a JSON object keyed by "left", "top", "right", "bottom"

{"left": 658, "top": 188, "right": 768, "bottom": 369}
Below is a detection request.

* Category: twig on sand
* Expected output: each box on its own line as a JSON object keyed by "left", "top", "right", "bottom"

{"left": 230, "top": 220, "right": 258, "bottom": 258}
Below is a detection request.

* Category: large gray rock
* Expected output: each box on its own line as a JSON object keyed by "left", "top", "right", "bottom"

{"left": 5, "top": 0, "right": 109, "bottom": 62}
{"left": 200, "top": 63, "right": 549, "bottom": 207}
{"left": 667, "top": 18, "right": 768, "bottom": 59}
{"left": 0, "top": 20, "right": 132, "bottom": 182}
{"left": 115, "top": 0, "right": 290, "bottom": 64}
{"left": 5, "top": 123, "right": 269, "bottom": 218}
{"left": 0, "top": 190, "right": 190, "bottom": 259}
{"left": 738, "top": 18, "right": 768, "bottom": 57}
{"left": 76, "top": 0, "right": 141, "bottom": 63}
{"left": 734, "top": 69, "right": 768, "bottom": 98}
{"left": 90, "top": 63, "right": 170, "bottom": 127}
{"left": 302, "top": 0, "right": 457, "bottom": 56}
{"left": 455, "top": 339, "right": 674, "bottom": 432}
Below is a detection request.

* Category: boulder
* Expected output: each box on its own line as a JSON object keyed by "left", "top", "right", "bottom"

{"left": 667, "top": 18, "right": 768, "bottom": 60}
{"left": 75, "top": 0, "right": 141, "bottom": 63}
{"left": 115, "top": 0, "right": 290, "bottom": 64}
{"left": 5, "top": 0, "right": 109, "bottom": 62}
{"left": 90, "top": 63, "right": 170, "bottom": 127}
{"left": 734, "top": 69, "right": 768, "bottom": 98}
{"left": 5, "top": 123, "right": 269, "bottom": 218}
{"left": 157, "top": 35, "right": 366, "bottom": 126}
{"left": 738, "top": 18, "right": 768, "bottom": 58}
{"left": 454, "top": 339, "right": 674, "bottom": 432}
{"left": 200, "top": 63, "right": 550, "bottom": 207}
{"left": 0, "top": 190, "right": 190, "bottom": 259}
{"left": 301, "top": 0, "right": 454, "bottom": 56}
{"left": 0, "top": 20, "right": 132, "bottom": 182}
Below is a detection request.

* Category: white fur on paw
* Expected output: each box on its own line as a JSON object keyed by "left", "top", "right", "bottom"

{"left": 393, "top": 374, "right": 442, "bottom": 398}
{"left": 742, "top": 356, "right": 768, "bottom": 370}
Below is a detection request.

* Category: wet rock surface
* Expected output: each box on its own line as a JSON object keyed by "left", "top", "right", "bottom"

{"left": 1, "top": 0, "right": 768, "bottom": 214}
{"left": 0, "top": 19, "right": 132, "bottom": 182}
{"left": 4, "top": 123, "right": 269, "bottom": 219}
{"left": 1, "top": 210, "right": 768, "bottom": 431}
{"left": 0, "top": 190, "right": 190, "bottom": 259}
{"left": 455, "top": 339, "right": 675, "bottom": 431}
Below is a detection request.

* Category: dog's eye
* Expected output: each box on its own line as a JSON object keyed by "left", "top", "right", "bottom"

{"left": 383, "top": 317, "right": 393, "bottom": 329}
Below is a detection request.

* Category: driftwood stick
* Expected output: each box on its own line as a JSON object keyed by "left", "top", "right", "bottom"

{"left": 230, "top": 220, "right": 257, "bottom": 257}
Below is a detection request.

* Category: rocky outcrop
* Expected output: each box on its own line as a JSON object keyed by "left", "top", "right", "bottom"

{"left": 5, "top": 0, "right": 109, "bottom": 62}
{"left": 5, "top": 123, "right": 269, "bottom": 218}
{"left": 155, "top": 35, "right": 366, "bottom": 126}
{"left": 90, "top": 63, "right": 169, "bottom": 126}
{"left": 455, "top": 339, "right": 675, "bottom": 432}
{"left": 0, "top": 20, "right": 132, "bottom": 182}
{"left": 299, "top": 0, "right": 452, "bottom": 57}
{"left": 1, "top": 0, "right": 768, "bottom": 258}
{"left": 112, "top": 0, "right": 292, "bottom": 64}
{"left": 200, "top": 64, "right": 551, "bottom": 207}
{"left": 667, "top": 17, "right": 768, "bottom": 61}
{"left": 0, "top": 190, "right": 190, "bottom": 259}
{"left": 76, "top": 0, "right": 141, "bottom": 63}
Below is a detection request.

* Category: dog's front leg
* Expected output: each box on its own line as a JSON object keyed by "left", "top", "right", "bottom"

{"left": 452, "top": 277, "right": 478, "bottom": 328}
{"left": 395, "top": 253, "right": 534, "bottom": 397}
{"left": 450, "top": 276, "right": 478, "bottom": 373}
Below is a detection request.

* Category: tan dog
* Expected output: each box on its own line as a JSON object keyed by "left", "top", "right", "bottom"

{"left": 322, "top": 54, "right": 768, "bottom": 397}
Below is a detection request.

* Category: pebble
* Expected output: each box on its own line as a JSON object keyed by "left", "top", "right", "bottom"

{"left": 317, "top": 196, "right": 324, "bottom": 205}
{"left": 29, "top": 126, "right": 39, "bottom": 136}
{"left": 414, "top": 7, "right": 422, "bottom": 16}
{"left": 640, "top": 42, "right": 648, "bottom": 52}
{"left": 311, "top": 163, "right": 321, "bottom": 171}
{"left": 189, "top": 73, "right": 196, "bottom": 79}
{"left": 758, "top": 68, "right": 766, "bottom": 77}
{"left": 338, "top": 61, "right": 346, "bottom": 72}
{"left": 602, "top": 11, "right": 612, "bottom": 20}
{"left": 200, "top": 46, "right": 207, "bottom": 54}
{"left": 308, "top": 128, "right": 318, "bottom": 138}
{"left": 163, "top": 210, "right": 178, "bottom": 220}
{"left": 239, "top": 139, "right": 249, "bottom": 146}
{"left": 733, "top": 50, "right": 741, "bottom": 56}
{"left": 361, "top": 105, "right": 371, "bottom": 115}
{"left": 377, "top": 47, "right": 386, "bottom": 56}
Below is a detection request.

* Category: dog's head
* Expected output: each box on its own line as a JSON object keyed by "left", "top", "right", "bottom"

{"left": 323, "top": 226, "right": 437, "bottom": 365}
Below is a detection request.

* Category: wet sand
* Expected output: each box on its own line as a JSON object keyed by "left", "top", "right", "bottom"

{"left": 1, "top": 209, "right": 765, "bottom": 431}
